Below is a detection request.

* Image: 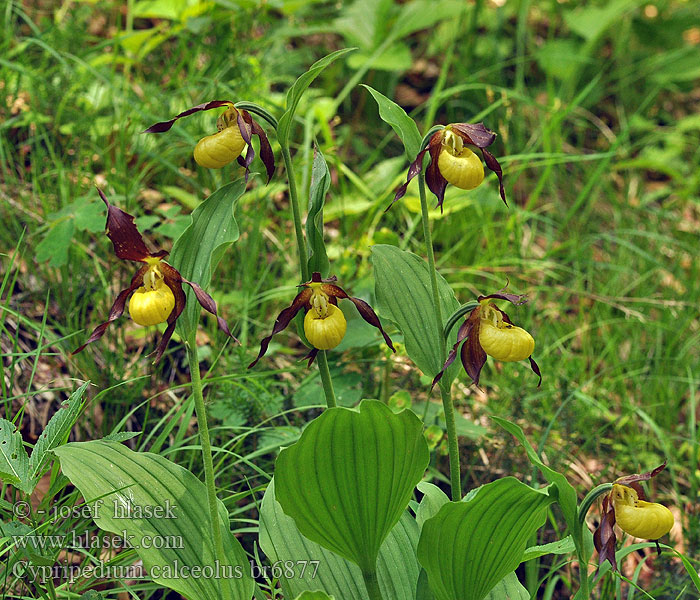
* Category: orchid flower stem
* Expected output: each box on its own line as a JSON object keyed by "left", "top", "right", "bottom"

{"left": 279, "top": 140, "right": 337, "bottom": 408}
{"left": 361, "top": 568, "right": 384, "bottom": 600}
{"left": 186, "top": 336, "right": 228, "bottom": 599}
{"left": 317, "top": 350, "right": 337, "bottom": 408}
{"left": 418, "top": 171, "right": 462, "bottom": 501}
{"left": 280, "top": 143, "right": 309, "bottom": 282}
{"left": 574, "top": 484, "right": 610, "bottom": 598}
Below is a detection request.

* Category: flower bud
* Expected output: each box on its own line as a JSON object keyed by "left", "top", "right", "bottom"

{"left": 129, "top": 279, "right": 175, "bottom": 326}
{"left": 304, "top": 303, "right": 347, "bottom": 350}
{"left": 193, "top": 126, "right": 246, "bottom": 169}
{"left": 611, "top": 484, "right": 674, "bottom": 540}
{"left": 437, "top": 146, "right": 484, "bottom": 190}
{"left": 479, "top": 321, "right": 534, "bottom": 362}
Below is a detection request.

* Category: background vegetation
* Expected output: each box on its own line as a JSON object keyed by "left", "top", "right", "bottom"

{"left": 1, "top": 0, "right": 699, "bottom": 597}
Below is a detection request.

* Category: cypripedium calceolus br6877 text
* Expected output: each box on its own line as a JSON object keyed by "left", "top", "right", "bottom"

{"left": 594, "top": 463, "right": 674, "bottom": 571}
{"left": 392, "top": 122, "right": 506, "bottom": 212}
{"left": 73, "top": 190, "right": 234, "bottom": 363}
{"left": 145, "top": 100, "right": 275, "bottom": 182}
{"left": 249, "top": 273, "right": 395, "bottom": 367}
{"left": 432, "top": 291, "right": 541, "bottom": 388}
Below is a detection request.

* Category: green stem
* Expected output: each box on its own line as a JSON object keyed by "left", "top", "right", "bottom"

{"left": 575, "top": 483, "right": 610, "bottom": 599}
{"left": 418, "top": 171, "right": 461, "bottom": 501}
{"left": 280, "top": 143, "right": 309, "bottom": 282}
{"left": 361, "top": 568, "right": 384, "bottom": 600}
{"left": 316, "top": 349, "right": 337, "bottom": 408}
{"left": 280, "top": 140, "right": 337, "bottom": 409}
{"left": 187, "top": 336, "right": 228, "bottom": 599}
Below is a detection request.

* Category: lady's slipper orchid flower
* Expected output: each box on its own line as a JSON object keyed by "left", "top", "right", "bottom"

{"left": 73, "top": 190, "right": 234, "bottom": 363}
{"left": 145, "top": 101, "right": 274, "bottom": 182}
{"left": 432, "top": 292, "right": 541, "bottom": 388}
{"left": 392, "top": 122, "right": 506, "bottom": 212}
{"left": 594, "top": 463, "right": 674, "bottom": 571}
{"left": 249, "top": 272, "right": 395, "bottom": 367}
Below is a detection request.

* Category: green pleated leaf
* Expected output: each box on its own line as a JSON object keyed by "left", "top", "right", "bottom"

{"left": 484, "top": 572, "right": 529, "bottom": 600}
{"left": 260, "top": 479, "right": 420, "bottom": 600}
{"left": 306, "top": 148, "right": 330, "bottom": 277}
{"left": 29, "top": 382, "right": 88, "bottom": 484}
{"left": 362, "top": 85, "right": 422, "bottom": 160}
{"left": 277, "top": 48, "right": 356, "bottom": 144}
{"left": 417, "top": 477, "right": 554, "bottom": 600}
{"left": 275, "top": 400, "right": 429, "bottom": 574}
{"left": 415, "top": 482, "right": 449, "bottom": 528}
{"left": 169, "top": 179, "right": 244, "bottom": 337}
{"left": 522, "top": 536, "right": 576, "bottom": 562}
{"left": 371, "top": 245, "right": 460, "bottom": 385}
{"left": 295, "top": 592, "right": 335, "bottom": 600}
{"left": 491, "top": 417, "right": 579, "bottom": 537}
{"left": 54, "top": 441, "right": 254, "bottom": 600}
{"left": 0, "top": 418, "right": 31, "bottom": 493}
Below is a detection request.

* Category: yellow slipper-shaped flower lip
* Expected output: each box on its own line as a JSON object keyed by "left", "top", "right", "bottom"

{"left": 437, "top": 145, "right": 485, "bottom": 190}
{"left": 129, "top": 279, "right": 176, "bottom": 326}
{"left": 611, "top": 484, "right": 674, "bottom": 540}
{"left": 478, "top": 320, "right": 535, "bottom": 362}
{"left": 193, "top": 126, "right": 246, "bottom": 169}
{"left": 304, "top": 304, "right": 347, "bottom": 350}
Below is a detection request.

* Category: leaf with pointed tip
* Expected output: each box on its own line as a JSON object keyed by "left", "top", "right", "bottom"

{"left": 277, "top": 48, "right": 356, "bottom": 144}
{"left": 295, "top": 593, "right": 335, "bottom": 600}
{"left": 306, "top": 148, "right": 330, "bottom": 277}
{"left": 484, "top": 572, "right": 529, "bottom": 600}
{"left": 362, "top": 85, "right": 422, "bottom": 160}
{"left": 417, "top": 477, "right": 554, "bottom": 600}
{"left": 371, "top": 245, "right": 460, "bottom": 385}
{"left": 0, "top": 419, "right": 31, "bottom": 493}
{"left": 169, "top": 179, "right": 244, "bottom": 338}
{"left": 260, "top": 479, "right": 420, "bottom": 600}
{"left": 491, "top": 417, "right": 579, "bottom": 537}
{"left": 29, "top": 382, "right": 89, "bottom": 484}
{"left": 275, "top": 400, "right": 429, "bottom": 574}
{"left": 54, "top": 441, "right": 254, "bottom": 600}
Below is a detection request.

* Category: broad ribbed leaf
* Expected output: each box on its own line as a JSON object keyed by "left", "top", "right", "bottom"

{"left": 0, "top": 418, "right": 31, "bottom": 493}
{"left": 275, "top": 400, "right": 429, "bottom": 574}
{"left": 29, "top": 382, "right": 88, "bottom": 483}
{"left": 277, "top": 48, "right": 356, "bottom": 144}
{"left": 417, "top": 477, "right": 554, "bottom": 600}
{"left": 260, "top": 479, "right": 420, "bottom": 600}
{"left": 484, "top": 572, "right": 529, "bottom": 600}
{"left": 306, "top": 148, "right": 330, "bottom": 277}
{"left": 169, "top": 178, "right": 244, "bottom": 337}
{"left": 415, "top": 482, "right": 449, "bottom": 528}
{"left": 491, "top": 417, "right": 579, "bottom": 535}
{"left": 371, "top": 245, "right": 460, "bottom": 384}
{"left": 54, "top": 441, "right": 254, "bottom": 600}
{"left": 362, "top": 85, "right": 421, "bottom": 160}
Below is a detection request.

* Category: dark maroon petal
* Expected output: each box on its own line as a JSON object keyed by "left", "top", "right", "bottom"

{"left": 425, "top": 143, "right": 447, "bottom": 212}
{"left": 303, "top": 348, "right": 319, "bottom": 367}
{"left": 144, "top": 100, "right": 233, "bottom": 133}
{"left": 450, "top": 122, "right": 497, "bottom": 148}
{"left": 237, "top": 110, "right": 255, "bottom": 183}
{"left": 98, "top": 189, "right": 161, "bottom": 262}
{"left": 461, "top": 319, "right": 487, "bottom": 385}
{"left": 481, "top": 148, "right": 507, "bottom": 206}
{"left": 614, "top": 462, "right": 667, "bottom": 494}
{"left": 183, "top": 279, "right": 239, "bottom": 344}
{"left": 431, "top": 319, "right": 472, "bottom": 390}
{"left": 72, "top": 266, "right": 147, "bottom": 355}
{"left": 249, "top": 113, "right": 275, "bottom": 183}
{"left": 248, "top": 288, "right": 313, "bottom": 368}
{"left": 529, "top": 356, "right": 542, "bottom": 387}
{"left": 594, "top": 499, "right": 618, "bottom": 572}
{"left": 388, "top": 146, "right": 429, "bottom": 210}
{"left": 349, "top": 297, "right": 395, "bottom": 351}
{"left": 320, "top": 283, "right": 394, "bottom": 351}
{"left": 478, "top": 291, "right": 528, "bottom": 306}
{"left": 150, "top": 274, "right": 187, "bottom": 364}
